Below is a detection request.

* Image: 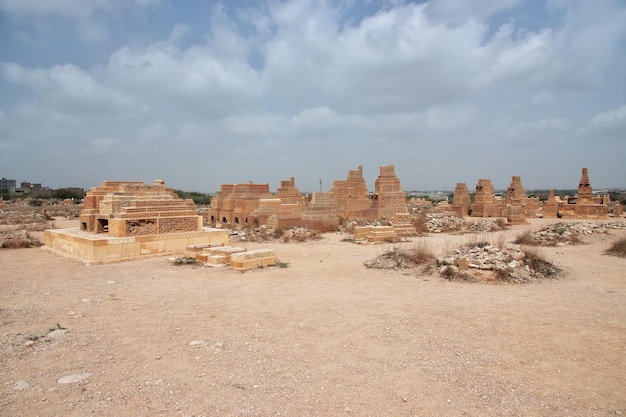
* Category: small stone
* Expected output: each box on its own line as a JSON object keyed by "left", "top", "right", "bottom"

{"left": 456, "top": 258, "right": 469, "bottom": 270}
{"left": 47, "top": 329, "right": 67, "bottom": 338}
{"left": 58, "top": 372, "right": 91, "bottom": 384}
{"left": 14, "top": 380, "right": 30, "bottom": 391}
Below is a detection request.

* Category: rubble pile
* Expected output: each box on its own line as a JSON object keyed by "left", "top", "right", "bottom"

{"left": 424, "top": 213, "right": 465, "bottom": 233}
{"left": 522, "top": 222, "right": 626, "bottom": 246}
{"left": 342, "top": 218, "right": 378, "bottom": 233}
{"left": 229, "top": 225, "right": 276, "bottom": 242}
{"left": 364, "top": 247, "right": 428, "bottom": 270}
{"left": 437, "top": 242, "right": 560, "bottom": 283}
{"left": 0, "top": 200, "right": 81, "bottom": 225}
{"left": 229, "top": 225, "right": 320, "bottom": 242}
{"left": 467, "top": 219, "right": 503, "bottom": 232}
{"left": 281, "top": 227, "right": 321, "bottom": 242}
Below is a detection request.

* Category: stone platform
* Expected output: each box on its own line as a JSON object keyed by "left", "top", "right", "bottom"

{"left": 43, "top": 227, "right": 229, "bottom": 264}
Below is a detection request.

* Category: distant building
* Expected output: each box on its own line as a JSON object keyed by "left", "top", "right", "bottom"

{"left": 17, "top": 181, "right": 52, "bottom": 197}
{"left": 0, "top": 178, "right": 17, "bottom": 194}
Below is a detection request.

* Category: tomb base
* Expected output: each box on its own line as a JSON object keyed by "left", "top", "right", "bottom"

{"left": 43, "top": 227, "right": 229, "bottom": 264}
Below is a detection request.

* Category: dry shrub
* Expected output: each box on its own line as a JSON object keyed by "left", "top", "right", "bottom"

{"left": 523, "top": 247, "right": 560, "bottom": 277}
{"left": 605, "top": 237, "right": 626, "bottom": 258}
{"left": 513, "top": 230, "right": 538, "bottom": 246}
{"left": 364, "top": 241, "right": 433, "bottom": 270}
{"left": 440, "top": 266, "right": 478, "bottom": 282}
{"left": 171, "top": 256, "right": 198, "bottom": 266}
{"left": 408, "top": 240, "right": 433, "bottom": 264}
{"left": 0, "top": 233, "right": 42, "bottom": 249}
{"left": 412, "top": 212, "right": 429, "bottom": 234}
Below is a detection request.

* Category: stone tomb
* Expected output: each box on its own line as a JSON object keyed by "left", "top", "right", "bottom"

{"left": 451, "top": 183, "right": 471, "bottom": 217}
{"left": 372, "top": 164, "right": 408, "bottom": 219}
{"left": 353, "top": 226, "right": 398, "bottom": 243}
{"left": 471, "top": 179, "right": 499, "bottom": 217}
{"left": 230, "top": 249, "right": 278, "bottom": 271}
{"left": 560, "top": 168, "right": 608, "bottom": 219}
{"left": 301, "top": 192, "right": 341, "bottom": 231}
{"left": 44, "top": 180, "right": 228, "bottom": 264}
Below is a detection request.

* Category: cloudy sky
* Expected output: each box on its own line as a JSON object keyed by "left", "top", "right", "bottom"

{"left": 1, "top": 0, "right": 624, "bottom": 193}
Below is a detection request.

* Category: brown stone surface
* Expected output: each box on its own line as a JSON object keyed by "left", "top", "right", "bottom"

{"left": 330, "top": 165, "right": 375, "bottom": 220}
{"left": 471, "top": 179, "right": 499, "bottom": 217}
{"left": 542, "top": 189, "right": 558, "bottom": 218}
{"left": 301, "top": 192, "right": 340, "bottom": 231}
{"left": 561, "top": 168, "right": 608, "bottom": 219}
{"left": 372, "top": 164, "right": 407, "bottom": 219}
{"left": 451, "top": 183, "right": 471, "bottom": 217}
{"left": 79, "top": 180, "right": 201, "bottom": 237}
{"left": 210, "top": 181, "right": 273, "bottom": 225}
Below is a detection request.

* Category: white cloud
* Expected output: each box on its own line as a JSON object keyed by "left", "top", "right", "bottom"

{"left": 590, "top": 105, "right": 626, "bottom": 130}
{"left": 425, "top": 0, "right": 523, "bottom": 25}
{"left": 1, "top": 62, "right": 146, "bottom": 116}
{"left": 106, "top": 41, "right": 260, "bottom": 117}
{"left": 0, "top": 0, "right": 624, "bottom": 190}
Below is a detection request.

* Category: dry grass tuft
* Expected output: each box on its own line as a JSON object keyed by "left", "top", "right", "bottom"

{"left": 523, "top": 247, "right": 561, "bottom": 278}
{"left": 365, "top": 241, "right": 433, "bottom": 270}
{"left": 513, "top": 230, "right": 538, "bottom": 246}
{"left": 605, "top": 237, "right": 626, "bottom": 258}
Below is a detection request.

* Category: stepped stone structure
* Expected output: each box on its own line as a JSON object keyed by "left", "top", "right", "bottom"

{"left": 615, "top": 201, "right": 623, "bottom": 216}
{"left": 267, "top": 177, "right": 306, "bottom": 230}
{"left": 275, "top": 177, "right": 307, "bottom": 205}
{"left": 542, "top": 189, "right": 559, "bottom": 218}
{"left": 250, "top": 177, "right": 307, "bottom": 229}
{"left": 301, "top": 192, "right": 341, "bottom": 231}
{"left": 353, "top": 226, "right": 397, "bottom": 243}
{"left": 471, "top": 179, "right": 499, "bottom": 217}
{"left": 210, "top": 181, "right": 273, "bottom": 225}
{"left": 207, "top": 164, "right": 413, "bottom": 233}
{"left": 372, "top": 164, "right": 407, "bottom": 219}
{"left": 561, "top": 168, "right": 608, "bottom": 219}
{"left": 504, "top": 176, "right": 527, "bottom": 225}
{"left": 451, "top": 183, "right": 471, "bottom": 217}
{"left": 79, "top": 180, "right": 201, "bottom": 236}
{"left": 330, "top": 165, "right": 375, "bottom": 220}
{"left": 44, "top": 180, "right": 228, "bottom": 264}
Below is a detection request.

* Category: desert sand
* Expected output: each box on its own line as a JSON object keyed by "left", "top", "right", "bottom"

{"left": 1, "top": 218, "right": 625, "bottom": 416}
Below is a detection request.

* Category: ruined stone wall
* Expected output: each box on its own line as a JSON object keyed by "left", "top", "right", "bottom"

{"left": 210, "top": 181, "right": 272, "bottom": 224}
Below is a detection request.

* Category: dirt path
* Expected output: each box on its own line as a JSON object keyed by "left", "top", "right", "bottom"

{"left": 1, "top": 219, "right": 625, "bottom": 416}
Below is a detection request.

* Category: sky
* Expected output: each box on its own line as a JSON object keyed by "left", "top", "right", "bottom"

{"left": 0, "top": 0, "right": 624, "bottom": 193}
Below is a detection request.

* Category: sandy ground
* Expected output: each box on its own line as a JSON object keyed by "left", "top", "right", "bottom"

{"left": 1, "top": 218, "right": 625, "bottom": 417}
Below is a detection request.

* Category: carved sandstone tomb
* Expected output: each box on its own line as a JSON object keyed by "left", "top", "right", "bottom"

{"left": 300, "top": 192, "right": 341, "bottom": 231}
{"left": 209, "top": 181, "right": 273, "bottom": 225}
{"left": 451, "top": 183, "right": 471, "bottom": 217}
{"left": 44, "top": 180, "right": 228, "bottom": 264}
{"left": 330, "top": 165, "right": 375, "bottom": 220}
{"left": 372, "top": 164, "right": 408, "bottom": 220}
{"left": 561, "top": 168, "right": 608, "bottom": 219}
{"left": 471, "top": 179, "right": 499, "bottom": 217}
